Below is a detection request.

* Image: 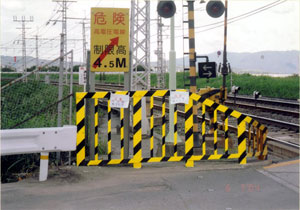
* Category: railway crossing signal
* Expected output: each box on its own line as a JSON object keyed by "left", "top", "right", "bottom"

{"left": 198, "top": 62, "right": 217, "bottom": 79}
{"left": 206, "top": 0, "right": 225, "bottom": 18}
{"left": 157, "top": 1, "right": 176, "bottom": 18}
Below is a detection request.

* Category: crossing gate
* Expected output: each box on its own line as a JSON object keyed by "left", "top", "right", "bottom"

{"left": 76, "top": 90, "right": 268, "bottom": 168}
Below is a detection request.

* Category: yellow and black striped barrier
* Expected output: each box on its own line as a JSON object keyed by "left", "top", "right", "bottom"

{"left": 76, "top": 90, "right": 268, "bottom": 168}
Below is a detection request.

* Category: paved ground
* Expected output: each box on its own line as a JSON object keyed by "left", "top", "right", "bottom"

{"left": 1, "top": 159, "right": 299, "bottom": 210}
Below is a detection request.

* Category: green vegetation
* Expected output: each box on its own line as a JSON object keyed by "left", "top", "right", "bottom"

{"left": 102, "top": 72, "right": 299, "bottom": 100}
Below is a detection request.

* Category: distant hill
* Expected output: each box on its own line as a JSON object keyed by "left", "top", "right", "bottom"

{"left": 159, "top": 50, "right": 299, "bottom": 75}
{"left": 2, "top": 50, "right": 299, "bottom": 74}
{"left": 0, "top": 56, "right": 82, "bottom": 71}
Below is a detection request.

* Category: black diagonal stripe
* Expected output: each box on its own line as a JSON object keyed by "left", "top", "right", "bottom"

{"left": 249, "top": 119, "right": 254, "bottom": 126}
{"left": 94, "top": 146, "right": 98, "bottom": 156}
{"left": 238, "top": 151, "right": 247, "bottom": 164}
{"left": 76, "top": 98, "right": 85, "bottom": 111}
{"left": 225, "top": 131, "right": 228, "bottom": 139}
{"left": 174, "top": 144, "right": 177, "bottom": 154}
{"left": 262, "top": 127, "right": 268, "bottom": 133}
{"left": 221, "top": 153, "right": 230, "bottom": 159}
{"left": 79, "top": 160, "right": 88, "bottom": 166}
{"left": 257, "top": 122, "right": 261, "bottom": 128}
{"left": 211, "top": 103, "right": 219, "bottom": 110}
{"left": 85, "top": 92, "right": 96, "bottom": 99}
{"left": 225, "top": 108, "right": 233, "bottom": 117}
{"left": 202, "top": 135, "right": 205, "bottom": 143}
{"left": 198, "top": 96, "right": 205, "bottom": 103}
{"left": 185, "top": 128, "right": 193, "bottom": 142}
{"left": 108, "top": 132, "right": 111, "bottom": 141}
{"left": 214, "top": 122, "right": 218, "bottom": 130}
{"left": 121, "top": 159, "right": 130, "bottom": 164}
{"left": 95, "top": 126, "right": 98, "bottom": 134}
{"left": 134, "top": 121, "right": 141, "bottom": 133}
{"left": 237, "top": 114, "right": 247, "bottom": 125}
{"left": 174, "top": 124, "right": 177, "bottom": 133}
{"left": 95, "top": 104, "right": 98, "bottom": 113}
{"left": 202, "top": 114, "right": 205, "bottom": 122}
{"left": 150, "top": 128, "right": 153, "bottom": 136}
{"left": 263, "top": 139, "right": 267, "bottom": 150}
{"left": 77, "top": 119, "right": 85, "bottom": 132}
{"left": 133, "top": 142, "right": 141, "bottom": 155}
{"left": 150, "top": 149, "right": 153, "bottom": 157}
{"left": 108, "top": 153, "right": 111, "bottom": 160}
{"left": 238, "top": 132, "right": 246, "bottom": 145}
{"left": 162, "top": 136, "right": 165, "bottom": 145}
{"left": 108, "top": 110, "right": 111, "bottom": 121}
{"left": 162, "top": 157, "right": 170, "bottom": 162}
{"left": 121, "top": 139, "right": 124, "bottom": 147}
{"left": 144, "top": 91, "right": 154, "bottom": 97}
{"left": 162, "top": 115, "right": 166, "bottom": 124}
{"left": 120, "top": 119, "right": 124, "bottom": 127}
{"left": 150, "top": 108, "right": 153, "bottom": 116}
{"left": 201, "top": 155, "right": 209, "bottom": 160}
{"left": 133, "top": 100, "right": 141, "bottom": 113}
{"left": 142, "top": 158, "right": 150, "bottom": 162}
{"left": 99, "top": 160, "right": 109, "bottom": 166}
{"left": 214, "top": 143, "right": 217, "bottom": 151}
{"left": 76, "top": 140, "right": 85, "bottom": 154}
{"left": 185, "top": 108, "right": 193, "bottom": 120}
{"left": 185, "top": 148, "right": 193, "bottom": 157}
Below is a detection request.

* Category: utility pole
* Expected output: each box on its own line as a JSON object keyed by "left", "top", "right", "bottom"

{"left": 221, "top": 0, "right": 229, "bottom": 103}
{"left": 57, "top": 33, "right": 65, "bottom": 162}
{"left": 35, "top": 34, "right": 39, "bottom": 80}
{"left": 13, "top": 16, "right": 34, "bottom": 79}
{"left": 52, "top": 0, "right": 76, "bottom": 83}
{"left": 156, "top": 16, "right": 165, "bottom": 89}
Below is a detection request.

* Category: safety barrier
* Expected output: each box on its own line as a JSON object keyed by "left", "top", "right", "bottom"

{"left": 76, "top": 90, "right": 268, "bottom": 168}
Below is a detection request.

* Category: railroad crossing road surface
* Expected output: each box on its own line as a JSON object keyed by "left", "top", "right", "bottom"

{"left": 1, "top": 160, "right": 299, "bottom": 210}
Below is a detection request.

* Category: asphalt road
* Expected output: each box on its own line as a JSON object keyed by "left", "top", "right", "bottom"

{"left": 1, "top": 161, "right": 299, "bottom": 210}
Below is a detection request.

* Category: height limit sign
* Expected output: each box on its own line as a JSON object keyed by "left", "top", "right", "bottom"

{"left": 91, "top": 8, "right": 129, "bottom": 72}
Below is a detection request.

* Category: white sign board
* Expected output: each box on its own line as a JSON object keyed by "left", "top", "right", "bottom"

{"left": 79, "top": 66, "right": 86, "bottom": 85}
{"left": 170, "top": 91, "right": 189, "bottom": 104}
{"left": 110, "top": 93, "right": 129, "bottom": 108}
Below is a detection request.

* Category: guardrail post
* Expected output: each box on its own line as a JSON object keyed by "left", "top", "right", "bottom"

{"left": 39, "top": 152, "right": 49, "bottom": 181}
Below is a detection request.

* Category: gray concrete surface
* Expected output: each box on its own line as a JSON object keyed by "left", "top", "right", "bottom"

{"left": 1, "top": 161, "right": 299, "bottom": 210}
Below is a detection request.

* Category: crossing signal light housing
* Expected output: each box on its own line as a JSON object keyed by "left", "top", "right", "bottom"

{"left": 157, "top": 1, "right": 176, "bottom": 18}
{"left": 206, "top": 0, "right": 225, "bottom": 18}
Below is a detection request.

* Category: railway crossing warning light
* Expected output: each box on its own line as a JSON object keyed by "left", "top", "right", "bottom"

{"left": 157, "top": 1, "right": 176, "bottom": 18}
{"left": 206, "top": 0, "right": 225, "bottom": 18}
{"left": 253, "top": 91, "right": 261, "bottom": 107}
{"left": 231, "top": 86, "right": 240, "bottom": 105}
{"left": 231, "top": 85, "right": 240, "bottom": 94}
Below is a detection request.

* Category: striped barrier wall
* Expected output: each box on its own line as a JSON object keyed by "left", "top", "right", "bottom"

{"left": 76, "top": 90, "right": 268, "bottom": 167}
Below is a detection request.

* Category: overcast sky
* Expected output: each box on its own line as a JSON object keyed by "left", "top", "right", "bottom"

{"left": 1, "top": 0, "right": 299, "bottom": 66}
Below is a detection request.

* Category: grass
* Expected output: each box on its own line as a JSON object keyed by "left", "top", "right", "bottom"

{"left": 97, "top": 72, "right": 299, "bottom": 100}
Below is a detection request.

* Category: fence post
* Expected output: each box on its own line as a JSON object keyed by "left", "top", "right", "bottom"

{"left": 238, "top": 120, "right": 247, "bottom": 164}
{"left": 133, "top": 96, "right": 142, "bottom": 168}
{"left": 185, "top": 98, "right": 194, "bottom": 168}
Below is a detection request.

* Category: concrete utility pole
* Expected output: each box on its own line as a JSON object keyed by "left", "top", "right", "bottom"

{"left": 52, "top": 0, "right": 76, "bottom": 83}
{"left": 156, "top": 16, "right": 165, "bottom": 89}
{"left": 13, "top": 16, "right": 34, "bottom": 79}
{"left": 35, "top": 34, "right": 39, "bottom": 80}
{"left": 57, "top": 33, "right": 65, "bottom": 162}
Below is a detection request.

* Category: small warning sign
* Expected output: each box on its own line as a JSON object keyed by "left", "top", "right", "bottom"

{"left": 90, "top": 8, "right": 129, "bottom": 72}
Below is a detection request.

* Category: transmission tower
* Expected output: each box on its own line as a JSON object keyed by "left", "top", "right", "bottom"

{"left": 13, "top": 16, "right": 34, "bottom": 76}
{"left": 156, "top": 16, "right": 165, "bottom": 89}
{"left": 130, "top": 0, "right": 151, "bottom": 90}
